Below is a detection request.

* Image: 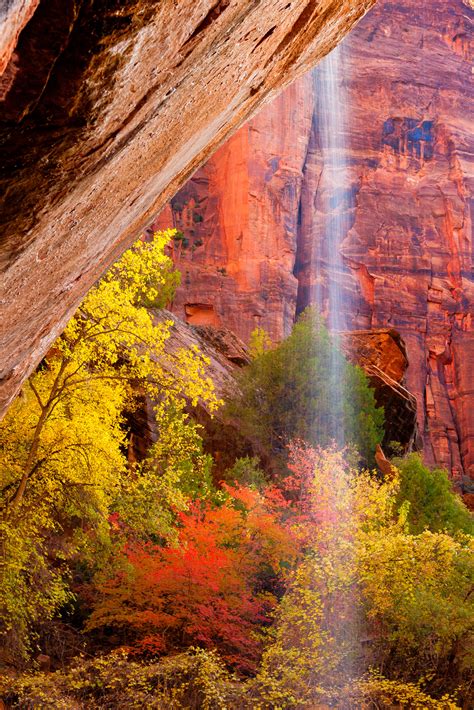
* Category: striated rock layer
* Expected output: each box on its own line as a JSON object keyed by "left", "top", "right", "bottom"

{"left": 319, "top": 0, "right": 474, "bottom": 483}
{"left": 159, "top": 0, "right": 474, "bottom": 482}
{"left": 155, "top": 74, "right": 316, "bottom": 344}
{"left": 126, "top": 310, "right": 251, "bottom": 465}
{"left": 0, "top": 0, "right": 375, "bottom": 418}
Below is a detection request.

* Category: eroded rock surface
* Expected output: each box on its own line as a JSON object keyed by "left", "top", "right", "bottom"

{"left": 154, "top": 74, "right": 316, "bottom": 344}
{"left": 156, "top": 309, "right": 250, "bottom": 402}
{"left": 159, "top": 0, "right": 474, "bottom": 481}
{"left": 0, "top": 0, "right": 375, "bottom": 417}
{"left": 340, "top": 329, "right": 419, "bottom": 454}
{"left": 126, "top": 309, "right": 250, "bottom": 465}
{"left": 330, "top": 0, "right": 474, "bottom": 483}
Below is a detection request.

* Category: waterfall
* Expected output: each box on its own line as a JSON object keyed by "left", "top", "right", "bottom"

{"left": 316, "top": 42, "right": 349, "bottom": 334}
{"left": 314, "top": 42, "right": 350, "bottom": 447}
{"left": 312, "top": 41, "right": 363, "bottom": 694}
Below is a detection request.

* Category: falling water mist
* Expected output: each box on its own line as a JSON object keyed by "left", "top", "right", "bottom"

{"left": 311, "top": 41, "right": 365, "bottom": 696}
{"left": 315, "top": 41, "right": 350, "bottom": 446}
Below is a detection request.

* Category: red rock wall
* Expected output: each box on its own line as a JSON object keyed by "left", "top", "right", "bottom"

{"left": 155, "top": 74, "right": 316, "bottom": 344}
{"left": 340, "top": 0, "right": 473, "bottom": 482}
{"left": 157, "top": 0, "right": 474, "bottom": 482}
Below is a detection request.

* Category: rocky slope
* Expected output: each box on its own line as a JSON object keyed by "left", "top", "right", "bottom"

{"left": 126, "top": 309, "right": 251, "bottom": 464}
{"left": 157, "top": 0, "right": 474, "bottom": 483}
{"left": 0, "top": 0, "right": 375, "bottom": 418}
{"left": 341, "top": 330, "right": 419, "bottom": 455}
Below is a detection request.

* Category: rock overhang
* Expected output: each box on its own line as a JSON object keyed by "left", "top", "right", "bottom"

{"left": 0, "top": 0, "right": 376, "bottom": 418}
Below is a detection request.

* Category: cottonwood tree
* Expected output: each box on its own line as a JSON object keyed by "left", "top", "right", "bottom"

{"left": 0, "top": 230, "right": 219, "bottom": 659}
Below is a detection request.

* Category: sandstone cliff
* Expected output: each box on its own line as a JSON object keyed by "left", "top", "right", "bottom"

{"left": 0, "top": 0, "right": 375, "bottom": 418}
{"left": 157, "top": 0, "right": 474, "bottom": 483}
{"left": 155, "top": 74, "right": 316, "bottom": 344}
{"left": 341, "top": 330, "right": 419, "bottom": 455}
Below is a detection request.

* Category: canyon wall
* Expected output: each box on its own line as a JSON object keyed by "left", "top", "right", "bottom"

{"left": 157, "top": 0, "right": 474, "bottom": 483}
{"left": 0, "top": 0, "right": 375, "bottom": 418}
{"left": 155, "top": 74, "right": 316, "bottom": 343}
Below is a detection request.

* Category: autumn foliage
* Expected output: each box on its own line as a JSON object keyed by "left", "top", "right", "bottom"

{"left": 0, "top": 230, "right": 472, "bottom": 709}
{"left": 89, "top": 485, "right": 298, "bottom": 673}
{"left": 0, "top": 230, "right": 219, "bottom": 660}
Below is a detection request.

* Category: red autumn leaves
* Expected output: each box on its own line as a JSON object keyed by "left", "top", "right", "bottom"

{"left": 90, "top": 480, "right": 301, "bottom": 672}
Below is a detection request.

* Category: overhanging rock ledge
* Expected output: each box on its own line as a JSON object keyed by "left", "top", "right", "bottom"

{"left": 0, "top": 0, "right": 375, "bottom": 418}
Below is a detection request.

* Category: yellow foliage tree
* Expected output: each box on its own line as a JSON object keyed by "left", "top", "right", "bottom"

{"left": 248, "top": 326, "right": 273, "bottom": 360}
{"left": 0, "top": 230, "right": 220, "bottom": 659}
{"left": 249, "top": 446, "right": 473, "bottom": 708}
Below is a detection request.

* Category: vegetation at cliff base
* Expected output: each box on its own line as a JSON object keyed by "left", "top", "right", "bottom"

{"left": 0, "top": 230, "right": 220, "bottom": 661}
{"left": 0, "top": 232, "right": 472, "bottom": 709}
{"left": 228, "top": 309, "right": 385, "bottom": 467}
{"left": 394, "top": 452, "right": 474, "bottom": 535}
{"left": 1, "top": 445, "right": 472, "bottom": 708}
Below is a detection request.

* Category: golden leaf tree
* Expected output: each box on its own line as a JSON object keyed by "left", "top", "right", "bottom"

{"left": 0, "top": 230, "right": 220, "bottom": 659}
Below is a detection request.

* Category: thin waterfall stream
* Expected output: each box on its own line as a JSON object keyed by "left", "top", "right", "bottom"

{"left": 313, "top": 42, "right": 363, "bottom": 692}
{"left": 315, "top": 42, "right": 350, "bottom": 447}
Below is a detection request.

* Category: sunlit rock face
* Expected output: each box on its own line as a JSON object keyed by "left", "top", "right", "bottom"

{"left": 336, "top": 0, "right": 474, "bottom": 483}
{"left": 160, "top": 0, "right": 474, "bottom": 481}
{"left": 155, "top": 75, "right": 316, "bottom": 344}
{"left": 0, "top": 0, "right": 375, "bottom": 418}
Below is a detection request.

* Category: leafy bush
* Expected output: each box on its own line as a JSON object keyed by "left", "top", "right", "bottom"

{"left": 222, "top": 456, "right": 267, "bottom": 488}
{"left": 2, "top": 650, "right": 462, "bottom": 710}
{"left": 228, "top": 309, "right": 384, "bottom": 467}
{"left": 0, "top": 648, "right": 239, "bottom": 710}
{"left": 394, "top": 453, "right": 473, "bottom": 535}
{"left": 87, "top": 485, "right": 297, "bottom": 673}
{"left": 360, "top": 528, "right": 473, "bottom": 694}
{"left": 248, "top": 326, "right": 273, "bottom": 359}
